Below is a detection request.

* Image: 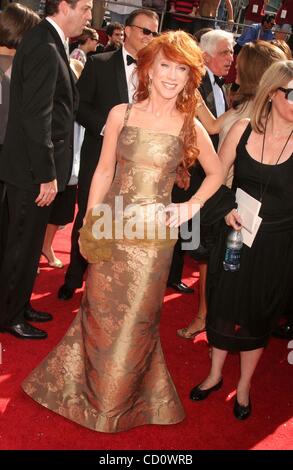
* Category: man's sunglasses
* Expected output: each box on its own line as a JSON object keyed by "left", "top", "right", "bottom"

{"left": 278, "top": 87, "right": 293, "bottom": 103}
{"left": 130, "top": 25, "right": 159, "bottom": 37}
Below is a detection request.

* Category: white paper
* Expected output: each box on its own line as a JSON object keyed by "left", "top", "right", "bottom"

{"left": 241, "top": 216, "right": 262, "bottom": 247}
{"left": 252, "top": 5, "right": 258, "bottom": 13}
{"left": 236, "top": 188, "right": 261, "bottom": 233}
{"left": 236, "top": 188, "right": 262, "bottom": 247}
{"left": 280, "top": 10, "right": 287, "bottom": 19}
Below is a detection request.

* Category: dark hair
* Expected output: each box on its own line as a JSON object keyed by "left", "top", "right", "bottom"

{"left": 45, "top": 0, "right": 79, "bottom": 16}
{"left": 261, "top": 14, "right": 275, "bottom": 25}
{"left": 193, "top": 27, "right": 213, "bottom": 44}
{"left": 106, "top": 22, "right": 124, "bottom": 37}
{"left": 125, "top": 8, "right": 159, "bottom": 27}
{"left": 0, "top": 2, "right": 40, "bottom": 49}
{"left": 75, "top": 26, "right": 98, "bottom": 45}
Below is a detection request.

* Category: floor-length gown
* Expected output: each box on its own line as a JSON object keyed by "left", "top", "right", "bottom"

{"left": 22, "top": 105, "right": 186, "bottom": 433}
{"left": 207, "top": 123, "right": 293, "bottom": 351}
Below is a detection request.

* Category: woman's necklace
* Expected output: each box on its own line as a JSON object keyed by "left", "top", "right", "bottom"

{"left": 259, "top": 115, "right": 293, "bottom": 202}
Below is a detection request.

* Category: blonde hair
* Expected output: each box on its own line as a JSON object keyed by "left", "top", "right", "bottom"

{"left": 251, "top": 60, "right": 293, "bottom": 133}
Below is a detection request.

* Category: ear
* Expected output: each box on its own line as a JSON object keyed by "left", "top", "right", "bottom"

{"left": 58, "top": 0, "right": 70, "bottom": 16}
{"left": 124, "top": 25, "right": 131, "bottom": 40}
{"left": 203, "top": 51, "right": 210, "bottom": 65}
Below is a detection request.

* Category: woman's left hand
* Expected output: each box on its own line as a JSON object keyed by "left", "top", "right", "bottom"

{"left": 225, "top": 208, "right": 242, "bottom": 230}
{"left": 165, "top": 201, "right": 200, "bottom": 228}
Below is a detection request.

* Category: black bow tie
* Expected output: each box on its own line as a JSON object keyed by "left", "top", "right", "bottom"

{"left": 126, "top": 54, "right": 137, "bottom": 66}
{"left": 214, "top": 75, "right": 225, "bottom": 87}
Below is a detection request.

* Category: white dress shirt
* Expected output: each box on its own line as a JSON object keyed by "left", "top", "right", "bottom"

{"left": 122, "top": 45, "right": 138, "bottom": 104}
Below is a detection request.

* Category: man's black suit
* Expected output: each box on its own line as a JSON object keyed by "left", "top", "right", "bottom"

{"left": 168, "top": 71, "right": 227, "bottom": 284}
{"left": 64, "top": 48, "right": 128, "bottom": 289}
{"left": 0, "top": 20, "right": 77, "bottom": 327}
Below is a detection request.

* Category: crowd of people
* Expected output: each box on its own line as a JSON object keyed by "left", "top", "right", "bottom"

{"left": 0, "top": 0, "right": 292, "bottom": 434}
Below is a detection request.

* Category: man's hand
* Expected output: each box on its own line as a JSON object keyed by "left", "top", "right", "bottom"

{"left": 35, "top": 179, "right": 57, "bottom": 207}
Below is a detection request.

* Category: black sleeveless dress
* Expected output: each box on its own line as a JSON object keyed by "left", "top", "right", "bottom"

{"left": 206, "top": 124, "right": 293, "bottom": 351}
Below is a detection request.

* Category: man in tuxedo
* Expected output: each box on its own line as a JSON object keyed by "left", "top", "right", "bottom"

{"left": 58, "top": 8, "right": 159, "bottom": 300}
{"left": 168, "top": 30, "right": 233, "bottom": 294}
{"left": 0, "top": 0, "right": 92, "bottom": 339}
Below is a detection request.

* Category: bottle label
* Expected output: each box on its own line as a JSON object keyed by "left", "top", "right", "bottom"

{"left": 224, "top": 248, "right": 241, "bottom": 265}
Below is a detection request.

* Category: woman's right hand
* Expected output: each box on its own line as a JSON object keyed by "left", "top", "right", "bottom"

{"left": 225, "top": 209, "right": 242, "bottom": 230}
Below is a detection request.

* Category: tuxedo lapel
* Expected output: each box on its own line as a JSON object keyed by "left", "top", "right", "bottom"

{"left": 203, "top": 73, "right": 217, "bottom": 116}
{"left": 114, "top": 48, "right": 129, "bottom": 103}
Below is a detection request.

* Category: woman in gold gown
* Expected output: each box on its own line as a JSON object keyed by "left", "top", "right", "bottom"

{"left": 22, "top": 31, "right": 223, "bottom": 433}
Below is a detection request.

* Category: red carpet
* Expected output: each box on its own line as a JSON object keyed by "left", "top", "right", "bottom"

{"left": 0, "top": 223, "right": 292, "bottom": 450}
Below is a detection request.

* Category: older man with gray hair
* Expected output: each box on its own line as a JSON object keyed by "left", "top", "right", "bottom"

{"left": 199, "top": 30, "right": 234, "bottom": 145}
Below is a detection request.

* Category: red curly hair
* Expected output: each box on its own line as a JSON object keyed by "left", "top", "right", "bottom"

{"left": 135, "top": 30, "right": 205, "bottom": 170}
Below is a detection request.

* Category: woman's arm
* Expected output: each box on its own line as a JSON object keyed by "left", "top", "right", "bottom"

{"left": 196, "top": 94, "right": 230, "bottom": 135}
{"left": 166, "top": 119, "right": 224, "bottom": 227}
{"left": 218, "top": 118, "right": 250, "bottom": 180}
{"left": 85, "top": 104, "right": 126, "bottom": 216}
{"left": 188, "top": 118, "right": 223, "bottom": 207}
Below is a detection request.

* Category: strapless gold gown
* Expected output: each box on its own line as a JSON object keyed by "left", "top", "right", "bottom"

{"left": 22, "top": 109, "right": 186, "bottom": 433}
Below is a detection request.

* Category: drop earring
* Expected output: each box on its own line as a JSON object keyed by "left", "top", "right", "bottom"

{"left": 148, "top": 77, "right": 152, "bottom": 95}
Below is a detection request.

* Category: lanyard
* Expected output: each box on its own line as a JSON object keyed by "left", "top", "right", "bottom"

{"left": 259, "top": 115, "right": 293, "bottom": 202}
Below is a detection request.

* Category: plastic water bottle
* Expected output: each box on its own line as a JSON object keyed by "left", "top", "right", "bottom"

{"left": 223, "top": 229, "right": 243, "bottom": 272}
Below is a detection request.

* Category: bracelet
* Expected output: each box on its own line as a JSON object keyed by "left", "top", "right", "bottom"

{"left": 191, "top": 195, "right": 205, "bottom": 208}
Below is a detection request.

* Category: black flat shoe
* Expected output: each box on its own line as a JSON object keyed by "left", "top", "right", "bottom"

{"left": 24, "top": 305, "right": 53, "bottom": 323}
{"left": 233, "top": 397, "right": 251, "bottom": 420}
{"left": 167, "top": 282, "right": 194, "bottom": 294}
{"left": 190, "top": 378, "right": 223, "bottom": 401}
{"left": 0, "top": 322, "right": 48, "bottom": 339}
{"left": 58, "top": 284, "right": 75, "bottom": 300}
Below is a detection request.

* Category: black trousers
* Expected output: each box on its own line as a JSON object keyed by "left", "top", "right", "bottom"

{"left": 64, "top": 186, "right": 89, "bottom": 289}
{"left": 167, "top": 237, "right": 184, "bottom": 284}
{"left": 0, "top": 183, "right": 51, "bottom": 327}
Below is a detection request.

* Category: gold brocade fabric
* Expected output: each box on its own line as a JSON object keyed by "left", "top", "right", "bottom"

{"left": 22, "top": 121, "right": 185, "bottom": 433}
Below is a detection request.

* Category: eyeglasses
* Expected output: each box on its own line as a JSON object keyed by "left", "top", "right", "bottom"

{"left": 130, "top": 25, "right": 159, "bottom": 37}
{"left": 278, "top": 87, "right": 293, "bottom": 103}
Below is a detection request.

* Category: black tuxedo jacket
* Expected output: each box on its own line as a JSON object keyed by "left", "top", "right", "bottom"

{"left": 0, "top": 20, "right": 78, "bottom": 192}
{"left": 199, "top": 71, "right": 228, "bottom": 150}
{"left": 76, "top": 47, "right": 128, "bottom": 189}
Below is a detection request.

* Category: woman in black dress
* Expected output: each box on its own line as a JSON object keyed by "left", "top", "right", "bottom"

{"left": 190, "top": 60, "right": 293, "bottom": 420}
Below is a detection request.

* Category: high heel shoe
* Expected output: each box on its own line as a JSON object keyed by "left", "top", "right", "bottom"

{"left": 190, "top": 378, "right": 223, "bottom": 401}
{"left": 177, "top": 316, "right": 206, "bottom": 339}
{"left": 177, "top": 326, "right": 206, "bottom": 339}
{"left": 41, "top": 252, "right": 63, "bottom": 269}
{"left": 233, "top": 396, "right": 251, "bottom": 420}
